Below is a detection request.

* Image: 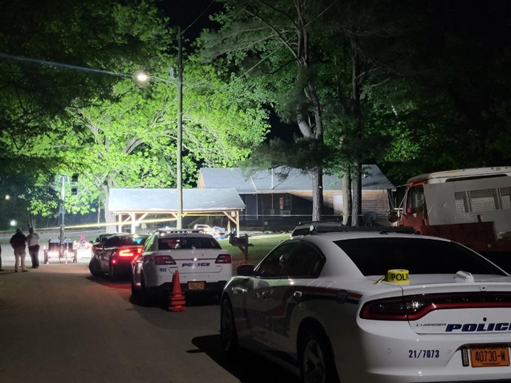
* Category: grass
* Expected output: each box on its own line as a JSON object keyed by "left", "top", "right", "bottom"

{"left": 218, "top": 233, "right": 289, "bottom": 270}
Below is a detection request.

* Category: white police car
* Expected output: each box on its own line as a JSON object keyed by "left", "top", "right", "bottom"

{"left": 220, "top": 228, "right": 511, "bottom": 383}
{"left": 131, "top": 229, "right": 232, "bottom": 305}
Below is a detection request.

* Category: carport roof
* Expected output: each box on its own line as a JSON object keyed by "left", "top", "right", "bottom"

{"left": 108, "top": 188, "right": 245, "bottom": 213}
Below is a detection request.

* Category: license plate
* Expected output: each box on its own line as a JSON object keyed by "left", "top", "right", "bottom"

{"left": 470, "top": 346, "right": 510, "bottom": 367}
{"left": 188, "top": 281, "right": 205, "bottom": 290}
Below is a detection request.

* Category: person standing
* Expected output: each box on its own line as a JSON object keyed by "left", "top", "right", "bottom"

{"left": 10, "top": 228, "right": 28, "bottom": 272}
{"left": 0, "top": 245, "right": 4, "bottom": 272}
{"left": 27, "top": 227, "right": 40, "bottom": 269}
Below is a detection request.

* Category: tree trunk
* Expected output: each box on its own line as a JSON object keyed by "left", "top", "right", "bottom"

{"left": 351, "top": 161, "right": 362, "bottom": 226}
{"left": 342, "top": 170, "right": 351, "bottom": 225}
{"left": 311, "top": 166, "right": 323, "bottom": 221}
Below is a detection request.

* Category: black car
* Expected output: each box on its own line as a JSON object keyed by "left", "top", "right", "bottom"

{"left": 91, "top": 233, "right": 124, "bottom": 258}
{"left": 89, "top": 233, "right": 149, "bottom": 281}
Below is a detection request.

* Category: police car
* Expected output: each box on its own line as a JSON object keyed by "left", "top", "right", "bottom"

{"left": 131, "top": 229, "right": 232, "bottom": 305}
{"left": 220, "top": 227, "right": 511, "bottom": 383}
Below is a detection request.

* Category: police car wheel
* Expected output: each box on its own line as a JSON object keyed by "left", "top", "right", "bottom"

{"left": 220, "top": 298, "right": 239, "bottom": 353}
{"left": 299, "top": 326, "right": 339, "bottom": 383}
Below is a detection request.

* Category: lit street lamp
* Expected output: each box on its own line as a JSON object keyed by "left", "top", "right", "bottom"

{"left": 136, "top": 28, "right": 183, "bottom": 229}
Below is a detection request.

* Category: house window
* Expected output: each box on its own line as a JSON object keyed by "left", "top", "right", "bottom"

{"left": 279, "top": 195, "right": 292, "bottom": 210}
{"left": 243, "top": 194, "right": 257, "bottom": 221}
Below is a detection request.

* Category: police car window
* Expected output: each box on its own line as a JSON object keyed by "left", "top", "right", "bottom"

{"left": 144, "top": 235, "right": 155, "bottom": 252}
{"left": 256, "top": 242, "right": 300, "bottom": 277}
{"left": 335, "top": 238, "right": 506, "bottom": 276}
{"left": 283, "top": 243, "right": 324, "bottom": 278}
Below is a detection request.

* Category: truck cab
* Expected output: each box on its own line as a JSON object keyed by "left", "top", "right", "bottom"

{"left": 393, "top": 166, "right": 511, "bottom": 254}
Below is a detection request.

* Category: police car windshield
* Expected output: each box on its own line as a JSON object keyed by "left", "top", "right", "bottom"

{"left": 335, "top": 238, "right": 506, "bottom": 276}
{"left": 158, "top": 236, "right": 221, "bottom": 250}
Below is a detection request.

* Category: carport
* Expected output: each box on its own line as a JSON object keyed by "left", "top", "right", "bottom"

{"left": 108, "top": 188, "right": 245, "bottom": 233}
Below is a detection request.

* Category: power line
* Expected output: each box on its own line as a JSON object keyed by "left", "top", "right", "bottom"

{"left": 0, "top": 52, "right": 131, "bottom": 78}
{"left": 181, "top": 0, "right": 217, "bottom": 36}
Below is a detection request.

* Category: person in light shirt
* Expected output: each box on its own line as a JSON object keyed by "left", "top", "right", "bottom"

{"left": 27, "top": 227, "right": 40, "bottom": 269}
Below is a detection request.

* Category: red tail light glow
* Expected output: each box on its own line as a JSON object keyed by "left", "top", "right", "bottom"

{"left": 153, "top": 255, "right": 176, "bottom": 265}
{"left": 117, "top": 246, "right": 143, "bottom": 258}
{"left": 360, "top": 293, "right": 511, "bottom": 321}
{"left": 215, "top": 254, "right": 232, "bottom": 264}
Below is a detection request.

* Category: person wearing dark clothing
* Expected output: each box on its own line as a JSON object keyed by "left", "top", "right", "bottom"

{"left": 10, "top": 228, "right": 28, "bottom": 272}
{"left": 27, "top": 227, "right": 40, "bottom": 269}
{"left": 0, "top": 245, "right": 4, "bottom": 272}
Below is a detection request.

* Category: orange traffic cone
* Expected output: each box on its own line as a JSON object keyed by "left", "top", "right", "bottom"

{"left": 168, "top": 270, "right": 186, "bottom": 312}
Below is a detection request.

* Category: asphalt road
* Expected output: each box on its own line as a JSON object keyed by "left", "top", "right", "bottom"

{"left": 0, "top": 245, "right": 299, "bottom": 383}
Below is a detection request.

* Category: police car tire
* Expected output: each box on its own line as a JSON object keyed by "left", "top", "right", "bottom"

{"left": 220, "top": 298, "right": 239, "bottom": 354}
{"left": 299, "top": 326, "right": 339, "bottom": 383}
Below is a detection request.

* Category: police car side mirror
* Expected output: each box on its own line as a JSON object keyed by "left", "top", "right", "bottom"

{"left": 237, "top": 264, "right": 255, "bottom": 276}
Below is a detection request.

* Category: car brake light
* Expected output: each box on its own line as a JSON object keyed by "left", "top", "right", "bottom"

{"left": 215, "top": 254, "right": 231, "bottom": 264}
{"left": 360, "top": 292, "right": 511, "bottom": 321}
{"left": 153, "top": 255, "right": 176, "bottom": 265}
{"left": 118, "top": 247, "right": 138, "bottom": 257}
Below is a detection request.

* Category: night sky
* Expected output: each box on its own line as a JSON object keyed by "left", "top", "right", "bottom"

{"left": 164, "top": 0, "right": 222, "bottom": 37}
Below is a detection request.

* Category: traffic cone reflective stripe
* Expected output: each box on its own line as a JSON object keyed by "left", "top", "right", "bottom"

{"left": 168, "top": 270, "right": 186, "bottom": 312}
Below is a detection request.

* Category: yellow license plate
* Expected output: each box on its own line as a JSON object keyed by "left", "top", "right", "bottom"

{"left": 470, "top": 346, "right": 510, "bottom": 367}
{"left": 188, "top": 281, "right": 205, "bottom": 290}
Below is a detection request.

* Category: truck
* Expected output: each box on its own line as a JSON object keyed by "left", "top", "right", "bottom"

{"left": 389, "top": 166, "right": 511, "bottom": 261}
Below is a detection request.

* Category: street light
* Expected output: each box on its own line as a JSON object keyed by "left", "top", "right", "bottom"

{"left": 136, "top": 28, "right": 183, "bottom": 229}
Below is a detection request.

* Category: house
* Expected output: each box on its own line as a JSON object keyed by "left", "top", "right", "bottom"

{"left": 198, "top": 165, "right": 395, "bottom": 230}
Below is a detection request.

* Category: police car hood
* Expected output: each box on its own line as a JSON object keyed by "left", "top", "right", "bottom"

{"left": 391, "top": 274, "right": 511, "bottom": 335}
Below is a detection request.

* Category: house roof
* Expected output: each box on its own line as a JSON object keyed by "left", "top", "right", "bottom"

{"left": 108, "top": 188, "right": 245, "bottom": 213}
{"left": 198, "top": 165, "right": 394, "bottom": 193}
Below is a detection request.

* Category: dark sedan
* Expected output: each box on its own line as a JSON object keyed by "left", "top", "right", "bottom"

{"left": 89, "top": 233, "right": 149, "bottom": 281}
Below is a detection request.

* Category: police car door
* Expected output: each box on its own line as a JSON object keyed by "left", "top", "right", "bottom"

{"left": 247, "top": 241, "right": 300, "bottom": 351}
{"left": 264, "top": 241, "right": 325, "bottom": 353}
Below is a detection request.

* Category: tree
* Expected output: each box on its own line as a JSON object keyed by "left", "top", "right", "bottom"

{"left": 0, "top": 0, "right": 171, "bottom": 225}
{"left": 0, "top": 0, "right": 170, "bottom": 176}
{"left": 40, "top": 53, "right": 269, "bottom": 227}
{"left": 201, "top": 0, "right": 338, "bottom": 221}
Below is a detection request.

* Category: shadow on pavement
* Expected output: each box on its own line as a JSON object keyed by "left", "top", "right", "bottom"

{"left": 191, "top": 334, "right": 299, "bottom": 383}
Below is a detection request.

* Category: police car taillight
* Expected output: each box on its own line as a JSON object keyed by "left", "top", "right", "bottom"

{"left": 360, "top": 296, "right": 423, "bottom": 321}
{"left": 360, "top": 292, "right": 511, "bottom": 321}
{"left": 153, "top": 255, "right": 176, "bottom": 265}
{"left": 215, "top": 254, "right": 231, "bottom": 264}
